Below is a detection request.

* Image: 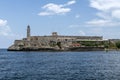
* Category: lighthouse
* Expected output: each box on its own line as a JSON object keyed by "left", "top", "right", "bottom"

{"left": 27, "top": 25, "right": 30, "bottom": 38}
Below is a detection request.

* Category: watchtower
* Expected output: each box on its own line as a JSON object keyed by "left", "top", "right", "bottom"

{"left": 27, "top": 25, "right": 30, "bottom": 38}
{"left": 52, "top": 32, "right": 58, "bottom": 37}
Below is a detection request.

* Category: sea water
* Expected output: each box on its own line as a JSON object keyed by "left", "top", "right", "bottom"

{"left": 0, "top": 49, "right": 120, "bottom": 80}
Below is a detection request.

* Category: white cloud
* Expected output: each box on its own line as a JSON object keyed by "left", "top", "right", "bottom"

{"left": 96, "top": 12, "right": 110, "bottom": 20}
{"left": 0, "top": 19, "right": 22, "bottom": 39}
{"left": 86, "top": 19, "right": 120, "bottom": 27}
{"left": 90, "top": 0, "right": 120, "bottom": 11}
{"left": 38, "top": 0, "right": 76, "bottom": 16}
{"left": 0, "top": 19, "right": 7, "bottom": 27}
{"left": 66, "top": 0, "right": 76, "bottom": 6}
{"left": 87, "top": 0, "right": 120, "bottom": 27}
{"left": 39, "top": 12, "right": 52, "bottom": 16}
{"left": 0, "top": 19, "right": 12, "bottom": 36}
{"left": 112, "top": 10, "right": 120, "bottom": 19}
{"left": 86, "top": 19, "right": 110, "bottom": 26}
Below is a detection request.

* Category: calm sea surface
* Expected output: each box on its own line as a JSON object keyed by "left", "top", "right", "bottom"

{"left": 0, "top": 49, "right": 120, "bottom": 80}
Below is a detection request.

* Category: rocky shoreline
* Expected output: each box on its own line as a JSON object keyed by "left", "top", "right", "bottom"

{"left": 8, "top": 47, "right": 105, "bottom": 51}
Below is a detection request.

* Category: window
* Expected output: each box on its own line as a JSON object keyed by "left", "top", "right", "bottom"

{"left": 34, "top": 44, "right": 36, "bottom": 46}
{"left": 36, "top": 38, "right": 38, "bottom": 40}
{"left": 65, "top": 39, "right": 68, "bottom": 41}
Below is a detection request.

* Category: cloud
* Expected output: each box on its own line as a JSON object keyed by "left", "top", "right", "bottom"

{"left": 86, "top": 19, "right": 120, "bottom": 27}
{"left": 112, "top": 10, "right": 120, "bottom": 19}
{"left": 38, "top": 0, "right": 76, "bottom": 16}
{"left": 0, "top": 19, "right": 23, "bottom": 39}
{"left": 0, "top": 19, "right": 7, "bottom": 26}
{"left": 90, "top": 0, "right": 120, "bottom": 12}
{"left": 86, "top": 19, "right": 110, "bottom": 27}
{"left": 0, "top": 19, "right": 12, "bottom": 36}
{"left": 87, "top": 0, "right": 120, "bottom": 27}
{"left": 39, "top": 3, "right": 71, "bottom": 16}
{"left": 66, "top": 0, "right": 76, "bottom": 6}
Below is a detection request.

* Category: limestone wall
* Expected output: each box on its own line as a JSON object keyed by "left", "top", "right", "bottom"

{"left": 9, "top": 34, "right": 104, "bottom": 50}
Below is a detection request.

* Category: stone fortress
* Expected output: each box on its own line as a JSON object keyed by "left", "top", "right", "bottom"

{"left": 8, "top": 25, "right": 105, "bottom": 51}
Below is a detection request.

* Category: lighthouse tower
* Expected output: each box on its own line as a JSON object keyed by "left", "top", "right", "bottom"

{"left": 27, "top": 25, "right": 30, "bottom": 38}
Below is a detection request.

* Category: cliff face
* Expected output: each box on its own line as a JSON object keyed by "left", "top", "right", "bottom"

{"left": 8, "top": 45, "right": 19, "bottom": 51}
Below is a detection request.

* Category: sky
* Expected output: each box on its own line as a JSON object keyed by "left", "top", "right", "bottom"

{"left": 0, "top": 0, "right": 120, "bottom": 48}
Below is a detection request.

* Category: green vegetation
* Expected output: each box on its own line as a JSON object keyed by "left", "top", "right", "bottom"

{"left": 109, "top": 42, "right": 116, "bottom": 49}
{"left": 75, "top": 41, "right": 104, "bottom": 47}
{"left": 57, "top": 42, "right": 61, "bottom": 49}
{"left": 49, "top": 41, "right": 56, "bottom": 47}
{"left": 116, "top": 41, "right": 120, "bottom": 48}
{"left": 49, "top": 40, "right": 120, "bottom": 50}
{"left": 105, "top": 41, "right": 120, "bottom": 49}
{"left": 49, "top": 41, "right": 62, "bottom": 49}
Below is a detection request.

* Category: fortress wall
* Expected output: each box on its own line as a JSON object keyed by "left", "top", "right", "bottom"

{"left": 26, "top": 36, "right": 103, "bottom": 47}
{"left": 28, "top": 35, "right": 102, "bottom": 42}
{"left": 20, "top": 35, "right": 104, "bottom": 48}
{"left": 14, "top": 40, "right": 24, "bottom": 45}
{"left": 54, "top": 36, "right": 102, "bottom": 40}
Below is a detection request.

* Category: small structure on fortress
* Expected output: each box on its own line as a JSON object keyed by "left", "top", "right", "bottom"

{"left": 8, "top": 25, "right": 105, "bottom": 51}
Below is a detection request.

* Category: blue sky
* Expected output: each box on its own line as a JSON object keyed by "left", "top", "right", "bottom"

{"left": 0, "top": 0, "right": 120, "bottom": 48}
